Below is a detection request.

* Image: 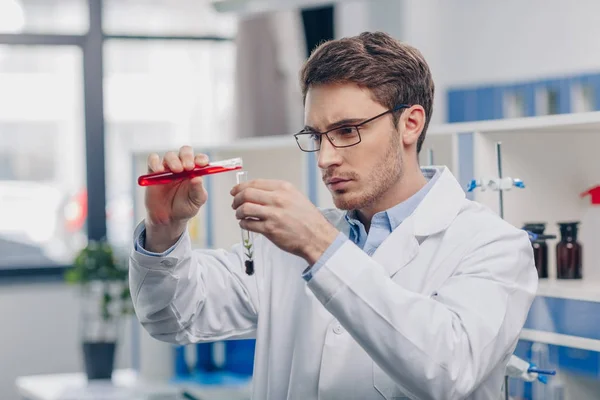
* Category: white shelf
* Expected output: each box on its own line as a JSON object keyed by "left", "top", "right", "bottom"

{"left": 537, "top": 279, "right": 600, "bottom": 303}
{"left": 520, "top": 329, "right": 600, "bottom": 352}
{"left": 15, "top": 369, "right": 147, "bottom": 400}
{"left": 131, "top": 110, "right": 600, "bottom": 158}
{"left": 15, "top": 369, "right": 251, "bottom": 400}
{"left": 130, "top": 111, "right": 600, "bottom": 162}
{"left": 428, "top": 110, "right": 600, "bottom": 136}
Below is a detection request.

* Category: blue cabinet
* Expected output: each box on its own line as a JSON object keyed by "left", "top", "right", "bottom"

{"left": 448, "top": 73, "right": 600, "bottom": 123}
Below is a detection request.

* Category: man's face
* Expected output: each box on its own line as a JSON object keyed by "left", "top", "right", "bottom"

{"left": 304, "top": 82, "right": 403, "bottom": 211}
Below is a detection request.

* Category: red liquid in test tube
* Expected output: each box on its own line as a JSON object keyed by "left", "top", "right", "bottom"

{"left": 138, "top": 157, "right": 243, "bottom": 186}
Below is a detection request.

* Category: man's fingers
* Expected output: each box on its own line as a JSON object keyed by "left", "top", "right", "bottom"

{"left": 188, "top": 177, "right": 208, "bottom": 207}
{"left": 163, "top": 151, "right": 183, "bottom": 173}
{"left": 195, "top": 153, "right": 210, "bottom": 167}
{"left": 179, "top": 146, "right": 195, "bottom": 170}
{"left": 250, "top": 179, "right": 291, "bottom": 191}
{"left": 239, "top": 218, "right": 267, "bottom": 234}
{"left": 231, "top": 187, "right": 274, "bottom": 209}
{"left": 147, "top": 153, "right": 163, "bottom": 173}
{"left": 147, "top": 148, "right": 208, "bottom": 175}
{"left": 236, "top": 202, "right": 269, "bottom": 221}
{"left": 231, "top": 179, "right": 293, "bottom": 196}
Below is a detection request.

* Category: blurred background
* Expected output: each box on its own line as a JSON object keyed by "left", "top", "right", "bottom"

{"left": 2, "top": 1, "right": 600, "bottom": 399}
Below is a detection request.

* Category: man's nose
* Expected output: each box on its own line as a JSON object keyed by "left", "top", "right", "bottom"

{"left": 317, "top": 135, "right": 342, "bottom": 170}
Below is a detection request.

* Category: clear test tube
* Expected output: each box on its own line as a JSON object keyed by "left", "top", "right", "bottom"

{"left": 236, "top": 171, "right": 255, "bottom": 275}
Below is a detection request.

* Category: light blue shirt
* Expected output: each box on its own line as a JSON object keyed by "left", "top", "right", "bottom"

{"left": 136, "top": 169, "right": 440, "bottom": 279}
{"left": 302, "top": 168, "right": 439, "bottom": 281}
{"left": 135, "top": 227, "right": 183, "bottom": 257}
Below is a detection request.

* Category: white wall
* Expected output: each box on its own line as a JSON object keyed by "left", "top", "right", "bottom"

{"left": 350, "top": 0, "right": 600, "bottom": 125}
{"left": 410, "top": 0, "right": 600, "bottom": 122}
{"left": 334, "top": 1, "right": 447, "bottom": 124}
{"left": 437, "top": 0, "right": 600, "bottom": 85}
{"left": 0, "top": 282, "right": 133, "bottom": 400}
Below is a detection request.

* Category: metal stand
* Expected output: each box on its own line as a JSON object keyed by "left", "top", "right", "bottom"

{"left": 496, "top": 142, "right": 505, "bottom": 219}
{"left": 466, "top": 142, "right": 557, "bottom": 399}
{"left": 466, "top": 141, "right": 525, "bottom": 217}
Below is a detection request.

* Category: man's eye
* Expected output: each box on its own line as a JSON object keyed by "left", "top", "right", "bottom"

{"left": 337, "top": 127, "right": 356, "bottom": 135}
{"left": 309, "top": 133, "right": 321, "bottom": 141}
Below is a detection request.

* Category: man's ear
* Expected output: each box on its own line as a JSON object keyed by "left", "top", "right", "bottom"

{"left": 401, "top": 105, "right": 426, "bottom": 148}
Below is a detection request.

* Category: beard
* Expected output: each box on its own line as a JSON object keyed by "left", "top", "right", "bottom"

{"left": 326, "top": 131, "right": 403, "bottom": 211}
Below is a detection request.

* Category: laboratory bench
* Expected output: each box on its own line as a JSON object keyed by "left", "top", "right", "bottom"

{"left": 536, "top": 279, "right": 600, "bottom": 302}
{"left": 16, "top": 368, "right": 252, "bottom": 400}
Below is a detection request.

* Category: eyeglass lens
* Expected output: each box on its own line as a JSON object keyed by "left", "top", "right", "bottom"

{"left": 296, "top": 126, "right": 360, "bottom": 151}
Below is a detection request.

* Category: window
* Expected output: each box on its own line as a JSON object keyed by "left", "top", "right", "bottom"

{"left": 0, "top": 1, "right": 237, "bottom": 272}
{"left": 103, "top": 40, "right": 236, "bottom": 246}
{"left": 0, "top": 123, "right": 57, "bottom": 181}
{"left": 103, "top": 0, "right": 237, "bottom": 37}
{"left": 0, "top": 45, "right": 87, "bottom": 268}
{"left": 0, "top": 0, "right": 88, "bottom": 34}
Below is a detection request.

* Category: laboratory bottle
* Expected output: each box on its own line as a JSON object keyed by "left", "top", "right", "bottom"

{"left": 580, "top": 185, "right": 600, "bottom": 281}
{"left": 522, "top": 223, "right": 550, "bottom": 278}
{"left": 556, "top": 222, "right": 582, "bottom": 279}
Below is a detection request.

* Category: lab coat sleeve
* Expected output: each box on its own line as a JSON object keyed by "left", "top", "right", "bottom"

{"left": 307, "top": 226, "right": 537, "bottom": 400}
{"left": 129, "top": 221, "right": 260, "bottom": 345}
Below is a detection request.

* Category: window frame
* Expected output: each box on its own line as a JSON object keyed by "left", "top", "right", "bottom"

{"left": 0, "top": 0, "right": 234, "bottom": 279}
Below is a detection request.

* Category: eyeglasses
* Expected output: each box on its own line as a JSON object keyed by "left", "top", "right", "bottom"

{"left": 293, "top": 104, "right": 410, "bottom": 152}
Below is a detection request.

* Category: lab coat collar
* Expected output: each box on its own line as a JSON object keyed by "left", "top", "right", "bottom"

{"left": 343, "top": 168, "right": 439, "bottom": 244}
{"left": 369, "top": 166, "right": 465, "bottom": 277}
{"left": 411, "top": 166, "right": 466, "bottom": 236}
{"left": 326, "top": 166, "right": 465, "bottom": 239}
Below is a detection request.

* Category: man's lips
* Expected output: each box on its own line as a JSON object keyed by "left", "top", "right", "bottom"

{"left": 325, "top": 177, "right": 353, "bottom": 190}
{"left": 325, "top": 177, "right": 350, "bottom": 185}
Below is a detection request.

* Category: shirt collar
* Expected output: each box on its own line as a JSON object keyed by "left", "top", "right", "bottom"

{"left": 344, "top": 167, "right": 441, "bottom": 233}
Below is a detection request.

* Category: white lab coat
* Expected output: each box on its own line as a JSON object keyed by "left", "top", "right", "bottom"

{"left": 129, "top": 167, "right": 538, "bottom": 400}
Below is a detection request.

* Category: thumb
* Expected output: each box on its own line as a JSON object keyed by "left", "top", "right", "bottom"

{"left": 188, "top": 176, "right": 208, "bottom": 207}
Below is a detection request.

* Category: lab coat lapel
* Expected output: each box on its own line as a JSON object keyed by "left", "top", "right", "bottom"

{"left": 372, "top": 217, "right": 419, "bottom": 278}
{"left": 371, "top": 167, "right": 466, "bottom": 278}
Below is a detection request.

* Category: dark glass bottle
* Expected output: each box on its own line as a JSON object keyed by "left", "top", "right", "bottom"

{"left": 556, "top": 222, "right": 582, "bottom": 279}
{"left": 523, "top": 223, "right": 550, "bottom": 278}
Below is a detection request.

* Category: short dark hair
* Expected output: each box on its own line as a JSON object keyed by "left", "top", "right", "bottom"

{"left": 300, "top": 31, "right": 435, "bottom": 153}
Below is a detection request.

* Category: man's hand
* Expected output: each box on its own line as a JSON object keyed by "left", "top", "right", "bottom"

{"left": 144, "top": 146, "right": 209, "bottom": 252}
{"left": 231, "top": 179, "right": 339, "bottom": 264}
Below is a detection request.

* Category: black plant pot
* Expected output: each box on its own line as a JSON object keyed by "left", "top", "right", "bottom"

{"left": 83, "top": 341, "right": 116, "bottom": 380}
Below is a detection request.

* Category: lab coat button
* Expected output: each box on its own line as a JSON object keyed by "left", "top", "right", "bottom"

{"left": 161, "top": 259, "right": 175, "bottom": 267}
{"left": 333, "top": 324, "right": 343, "bottom": 335}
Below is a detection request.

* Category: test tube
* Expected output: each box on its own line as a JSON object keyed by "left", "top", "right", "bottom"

{"left": 236, "top": 171, "right": 255, "bottom": 275}
{"left": 138, "top": 157, "right": 243, "bottom": 186}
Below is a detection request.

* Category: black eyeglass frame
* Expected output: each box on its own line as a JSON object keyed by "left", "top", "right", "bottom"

{"left": 293, "top": 104, "right": 411, "bottom": 152}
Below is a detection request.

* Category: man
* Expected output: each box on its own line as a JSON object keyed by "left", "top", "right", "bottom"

{"left": 130, "top": 32, "right": 537, "bottom": 399}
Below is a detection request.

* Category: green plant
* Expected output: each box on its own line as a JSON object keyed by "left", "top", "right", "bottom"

{"left": 242, "top": 231, "right": 254, "bottom": 275}
{"left": 65, "top": 240, "right": 133, "bottom": 321}
{"left": 243, "top": 238, "right": 253, "bottom": 260}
